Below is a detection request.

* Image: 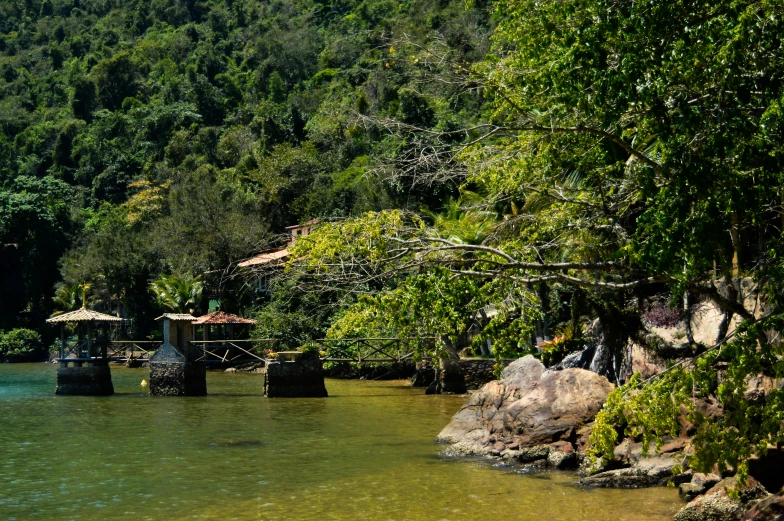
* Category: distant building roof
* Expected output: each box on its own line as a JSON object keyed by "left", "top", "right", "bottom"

{"left": 47, "top": 308, "right": 123, "bottom": 323}
{"left": 237, "top": 247, "right": 290, "bottom": 268}
{"left": 285, "top": 218, "right": 319, "bottom": 230}
{"left": 155, "top": 313, "right": 197, "bottom": 321}
{"left": 192, "top": 311, "right": 256, "bottom": 325}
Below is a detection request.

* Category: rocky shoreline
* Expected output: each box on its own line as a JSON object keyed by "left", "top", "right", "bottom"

{"left": 436, "top": 354, "right": 784, "bottom": 521}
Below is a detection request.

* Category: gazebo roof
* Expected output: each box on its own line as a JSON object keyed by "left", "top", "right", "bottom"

{"left": 47, "top": 308, "right": 123, "bottom": 323}
{"left": 156, "top": 313, "right": 197, "bottom": 321}
{"left": 192, "top": 311, "right": 256, "bottom": 325}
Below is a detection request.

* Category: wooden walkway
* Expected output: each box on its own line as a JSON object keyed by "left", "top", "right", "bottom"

{"left": 104, "top": 337, "right": 436, "bottom": 365}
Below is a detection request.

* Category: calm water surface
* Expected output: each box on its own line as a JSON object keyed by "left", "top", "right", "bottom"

{"left": 0, "top": 364, "right": 680, "bottom": 521}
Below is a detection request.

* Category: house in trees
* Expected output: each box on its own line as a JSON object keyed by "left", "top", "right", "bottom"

{"left": 237, "top": 219, "right": 318, "bottom": 296}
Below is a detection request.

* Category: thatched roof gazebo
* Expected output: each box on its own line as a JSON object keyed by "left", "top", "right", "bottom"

{"left": 47, "top": 307, "right": 122, "bottom": 361}
{"left": 47, "top": 307, "right": 122, "bottom": 396}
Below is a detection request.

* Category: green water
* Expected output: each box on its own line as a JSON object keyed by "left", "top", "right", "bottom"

{"left": 0, "top": 364, "right": 681, "bottom": 521}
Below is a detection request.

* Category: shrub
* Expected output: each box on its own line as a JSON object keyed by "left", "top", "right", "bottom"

{"left": 0, "top": 328, "right": 46, "bottom": 362}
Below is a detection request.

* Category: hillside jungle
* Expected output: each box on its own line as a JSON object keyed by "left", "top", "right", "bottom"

{"left": 0, "top": 0, "right": 493, "bottom": 349}
{"left": 3, "top": 0, "right": 784, "bottom": 508}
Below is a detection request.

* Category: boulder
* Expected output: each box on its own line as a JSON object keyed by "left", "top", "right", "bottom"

{"left": 680, "top": 473, "right": 722, "bottom": 501}
{"left": 581, "top": 454, "right": 686, "bottom": 488}
{"left": 748, "top": 450, "right": 784, "bottom": 495}
{"left": 437, "top": 355, "right": 614, "bottom": 461}
{"left": 547, "top": 440, "right": 579, "bottom": 469}
{"left": 743, "top": 491, "right": 784, "bottom": 521}
{"left": 581, "top": 438, "right": 691, "bottom": 488}
{"left": 500, "top": 355, "right": 546, "bottom": 389}
{"left": 501, "top": 368, "right": 614, "bottom": 446}
{"left": 674, "top": 476, "right": 769, "bottom": 521}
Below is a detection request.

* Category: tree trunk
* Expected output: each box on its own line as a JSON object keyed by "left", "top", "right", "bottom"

{"left": 731, "top": 212, "right": 741, "bottom": 277}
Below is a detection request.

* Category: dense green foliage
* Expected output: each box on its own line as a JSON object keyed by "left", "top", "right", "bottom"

{"left": 2, "top": 0, "right": 784, "bottom": 483}
{"left": 289, "top": 0, "right": 784, "bottom": 477}
{"left": 0, "top": 0, "right": 492, "bottom": 337}
{"left": 0, "top": 328, "right": 45, "bottom": 361}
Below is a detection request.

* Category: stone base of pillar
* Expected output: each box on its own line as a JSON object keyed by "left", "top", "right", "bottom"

{"left": 149, "top": 342, "right": 207, "bottom": 396}
{"left": 425, "top": 359, "right": 467, "bottom": 395}
{"left": 411, "top": 360, "right": 435, "bottom": 387}
{"left": 149, "top": 361, "right": 207, "bottom": 396}
{"left": 439, "top": 359, "right": 468, "bottom": 394}
{"left": 56, "top": 363, "right": 114, "bottom": 396}
{"left": 263, "top": 352, "right": 328, "bottom": 398}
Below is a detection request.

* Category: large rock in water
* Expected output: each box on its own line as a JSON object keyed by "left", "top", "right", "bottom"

{"left": 437, "top": 356, "right": 614, "bottom": 455}
{"left": 674, "top": 476, "right": 769, "bottom": 521}
{"left": 580, "top": 437, "right": 692, "bottom": 488}
{"left": 744, "top": 491, "right": 784, "bottom": 521}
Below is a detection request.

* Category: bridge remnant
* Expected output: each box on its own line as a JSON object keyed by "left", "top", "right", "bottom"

{"left": 47, "top": 307, "right": 123, "bottom": 396}
{"left": 149, "top": 314, "right": 205, "bottom": 396}
{"left": 263, "top": 351, "right": 328, "bottom": 397}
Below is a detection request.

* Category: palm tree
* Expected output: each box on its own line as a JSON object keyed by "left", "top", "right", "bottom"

{"left": 149, "top": 273, "right": 204, "bottom": 313}
{"left": 52, "top": 283, "right": 84, "bottom": 316}
{"left": 423, "top": 191, "right": 497, "bottom": 245}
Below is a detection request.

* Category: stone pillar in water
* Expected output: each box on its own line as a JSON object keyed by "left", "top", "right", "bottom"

{"left": 149, "top": 315, "right": 206, "bottom": 396}
{"left": 425, "top": 359, "right": 467, "bottom": 394}
{"left": 56, "top": 361, "right": 114, "bottom": 396}
{"left": 263, "top": 351, "right": 328, "bottom": 397}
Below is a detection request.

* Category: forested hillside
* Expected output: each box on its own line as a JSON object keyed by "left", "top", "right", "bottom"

{"left": 0, "top": 0, "right": 491, "bottom": 336}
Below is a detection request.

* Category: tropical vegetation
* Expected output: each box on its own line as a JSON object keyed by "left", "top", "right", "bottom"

{"left": 1, "top": 0, "right": 783, "bottom": 487}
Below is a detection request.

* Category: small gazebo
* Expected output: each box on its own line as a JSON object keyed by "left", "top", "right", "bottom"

{"left": 46, "top": 307, "right": 122, "bottom": 396}
{"left": 47, "top": 307, "right": 123, "bottom": 363}
{"left": 192, "top": 311, "right": 256, "bottom": 341}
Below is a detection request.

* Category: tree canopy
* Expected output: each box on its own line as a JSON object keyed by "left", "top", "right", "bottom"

{"left": 287, "top": 0, "right": 784, "bottom": 478}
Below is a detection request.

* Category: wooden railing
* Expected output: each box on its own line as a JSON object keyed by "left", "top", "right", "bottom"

{"left": 305, "top": 337, "right": 437, "bottom": 363}
{"left": 191, "top": 339, "right": 275, "bottom": 364}
{"left": 106, "top": 340, "right": 161, "bottom": 362}
{"left": 97, "top": 337, "right": 438, "bottom": 365}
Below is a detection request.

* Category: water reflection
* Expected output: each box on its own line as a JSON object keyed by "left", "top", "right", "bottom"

{"left": 0, "top": 364, "right": 681, "bottom": 521}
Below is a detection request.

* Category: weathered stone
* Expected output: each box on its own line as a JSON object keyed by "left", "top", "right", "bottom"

{"left": 581, "top": 454, "right": 686, "bottom": 488}
{"left": 439, "top": 359, "right": 467, "bottom": 394}
{"left": 580, "top": 435, "right": 692, "bottom": 487}
{"left": 263, "top": 352, "right": 328, "bottom": 398}
{"left": 680, "top": 482, "right": 706, "bottom": 502}
{"left": 677, "top": 472, "right": 723, "bottom": 500}
{"left": 56, "top": 363, "right": 114, "bottom": 396}
{"left": 743, "top": 491, "right": 784, "bottom": 521}
{"left": 437, "top": 355, "right": 614, "bottom": 460}
{"left": 558, "top": 344, "right": 597, "bottom": 371}
{"left": 744, "top": 375, "right": 777, "bottom": 404}
{"left": 436, "top": 356, "right": 545, "bottom": 445}
{"left": 501, "top": 368, "right": 614, "bottom": 447}
{"left": 149, "top": 361, "right": 207, "bottom": 396}
{"left": 411, "top": 361, "right": 434, "bottom": 387}
{"left": 548, "top": 441, "right": 578, "bottom": 469}
{"left": 692, "top": 472, "right": 723, "bottom": 490}
{"left": 674, "top": 476, "right": 769, "bottom": 521}
{"left": 500, "top": 355, "right": 546, "bottom": 389}
{"left": 458, "top": 358, "right": 512, "bottom": 390}
{"left": 513, "top": 445, "right": 551, "bottom": 463}
{"left": 149, "top": 341, "right": 207, "bottom": 396}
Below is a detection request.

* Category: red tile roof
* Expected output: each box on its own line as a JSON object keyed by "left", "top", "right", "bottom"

{"left": 285, "top": 218, "right": 319, "bottom": 230}
{"left": 192, "top": 311, "right": 256, "bottom": 325}
{"left": 237, "top": 248, "right": 290, "bottom": 268}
